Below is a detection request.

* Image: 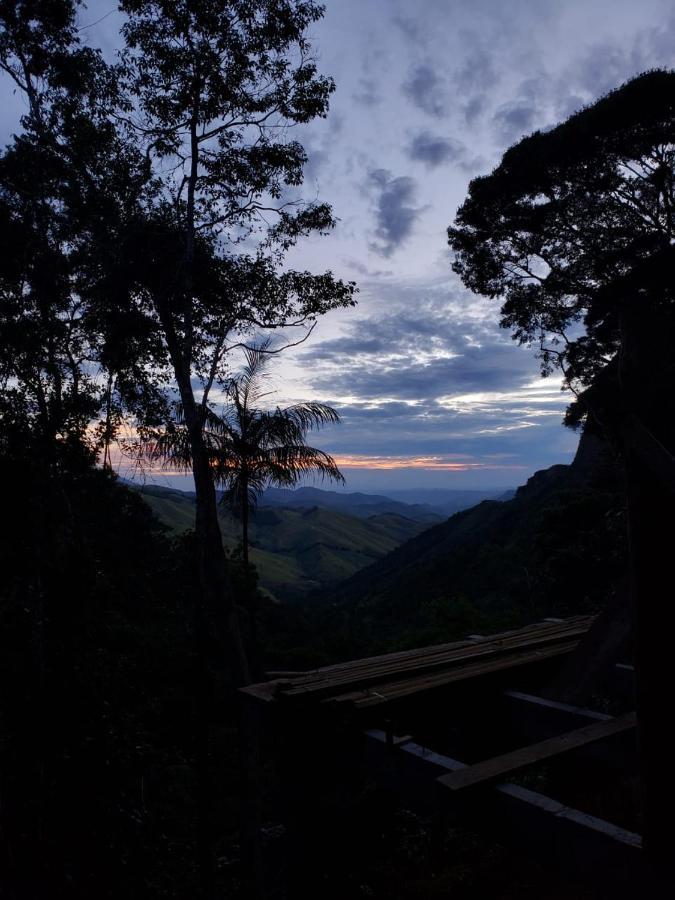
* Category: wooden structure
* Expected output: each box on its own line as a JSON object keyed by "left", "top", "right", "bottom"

{"left": 242, "top": 615, "right": 595, "bottom": 709}
{"left": 437, "top": 711, "right": 636, "bottom": 792}
{"left": 240, "top": 615, "right": 647, "bottom": 896}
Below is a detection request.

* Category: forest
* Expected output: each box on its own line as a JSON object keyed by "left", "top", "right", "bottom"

{"left": 1, "top": 2, "right": 675, "bottom": 898}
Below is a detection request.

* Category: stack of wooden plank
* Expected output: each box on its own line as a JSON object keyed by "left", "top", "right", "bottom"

{"left": 241, "top": 615, "right": 595, "bottom": 710}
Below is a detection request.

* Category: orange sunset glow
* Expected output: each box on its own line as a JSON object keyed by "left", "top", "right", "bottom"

{"left": 331, "top": 455, "right": 528, "bottom": 471}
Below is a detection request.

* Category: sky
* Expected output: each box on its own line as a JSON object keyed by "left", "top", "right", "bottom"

{"left": 4, "top": 0, "right": 675, "bottom": 492}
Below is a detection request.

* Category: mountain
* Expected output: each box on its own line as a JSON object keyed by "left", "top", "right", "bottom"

{"left": 261, "top": 485, "right": 514, "bottom": 518}
{"left": 261, "top": 486, "right": 444, "bottom": 522}
{"left": 132, "top": 484, "right": 435, "bottom": 599}
{"left": 369, "top": 487, "right": 517, "bottom": 515}
{"left": 309, "top": 432, "right": 626, "bottom": 658}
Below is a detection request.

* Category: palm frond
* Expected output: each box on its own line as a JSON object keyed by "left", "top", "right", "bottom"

{"left": 260, "top": 445, "right": 345, "bottom": 485}
{"left": 280, "top": 402, "right": 341, "bottom": 432}
{"left": 137, "top": 346, "right": 344, "bottom": 524}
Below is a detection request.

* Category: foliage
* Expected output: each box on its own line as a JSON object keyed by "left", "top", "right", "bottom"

{"left": 215, "top": 343, "right": 343, "bottom": 512}
{"left": 139, "top": 340, "right": 344, "bottom": 604}
{"left": 0, "top": 1, "right": 355, "bottom": 892}
{"left": 448, "top": 70, "right": 675, "bottom": 427}
{"left": 0, "top": 0, "right": 163, "bottom": 455}
{"left": 115, "top": 0, "right": 356, "bottom": 422}
{"left": 145, "top": 343, "right": 343, "bottom": 513}
{"left": 0, "top": 443, "right": 202, "bottom": 896}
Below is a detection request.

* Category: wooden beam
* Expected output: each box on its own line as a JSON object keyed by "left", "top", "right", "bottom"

{"left": 437, "top": 712, "right": 636, "bottom": 792}
{"left": 365, "top": 729, "right": 645, "bottom": 894}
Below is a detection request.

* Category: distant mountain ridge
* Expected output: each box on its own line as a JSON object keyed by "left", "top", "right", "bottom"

{"left": 260, "top": 486, "right": 442, "bottom": 522}
{"left": 124, "top": 481, "right": 513, "bottom": 522}
{"left": 261, "top": 485, "right": 512, "bottom": 519}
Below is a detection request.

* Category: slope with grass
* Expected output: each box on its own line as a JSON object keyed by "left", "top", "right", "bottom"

{"left": 134, "top": 485, "right": 436, "bottom": 599}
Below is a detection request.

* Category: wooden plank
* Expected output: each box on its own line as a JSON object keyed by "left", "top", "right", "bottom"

{"left": 278, "top": 620, "right": 594, "bottom": 701}
{"left": 437, "top": 712, "right": 637, "bottom": 792}
{"left": 348, "top": 639, "right": 580, "bottom": 708}
{"left": 239, "top": 680, "right": 284, "bottom": 703}
{"left": 365, "top": 730, "right": 645, "bottom": 894}
{"left": 274, "top": 616, "right": 594, "bottom": 691}
{"left": 239, "top": 616, "right": 596, "bottom": 707}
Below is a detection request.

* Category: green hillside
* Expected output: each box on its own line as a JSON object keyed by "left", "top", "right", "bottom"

{"left": 307, "top": 432, "right": 627, "bottom": 659}
{"left": 134, "top": 485, "right": 432, "bottom": 598}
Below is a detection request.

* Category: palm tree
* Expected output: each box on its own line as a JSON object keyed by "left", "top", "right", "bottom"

{"left": 213, "top": 343, "right": 344, "bottom": 571}
{"left": 143, "top": 340, "right": 344, "bottom": 575}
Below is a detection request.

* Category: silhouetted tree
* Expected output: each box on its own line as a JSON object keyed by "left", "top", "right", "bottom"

{"left": 0, "top": 0, "right": 159, "bottom": 453}
{"left": 217, "top": 344, "right": 343, "bottom": 566}
{"left": 144, "top": 341, "right": 343, "bottom": 651}
{"left": 116, "top": 0, "right": 356, "bottom": 689}
{"left": 1, "top": 2, "right": 355, "bottom": 895}
{"left": 448, "top": 69, "right": 675, "bottom": 872}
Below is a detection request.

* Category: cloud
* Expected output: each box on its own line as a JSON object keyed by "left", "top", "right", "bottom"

{"left": 353, "top": 75, "right": 381, "bottom": 107}
{"left": 341, "top": 258, "right": 394, "bottom": 278}
{"left": 449, "top": 31, "right": 501, "bottom": 125}
{"left": 493, "top": 101, "right": 537, "bottom": 145}
{"left": 402, "top": 63, "right": 447, "bottom": 116}
{"left": 303, "top": 145, "right": 329, "bottom": 183}
{"left": 301, "top": 279, "right": 548, "bottom": 404}
{"left": 393, "top": 15, "right": 427, "bottom": 47}
{"left": 309, "top": 342, "right": 536, "bottom": 401}
{"left": 406, "top": 131, "right": 467, "bottom": 169}
{"left": 292, "top": 276, "right": 577, "bottom": 474}
{"left": 366, "top": 169, "right": 423, "bottom": 257}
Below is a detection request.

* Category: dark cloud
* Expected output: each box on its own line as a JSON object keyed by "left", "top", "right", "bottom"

{"left": 293, "top": 275, "right": 577, "bottom": 474}
{"left": 306, "top": 335, "right": 387, "bottom": 360}
{"left": 341, "top": 258, "right": 394, "bottom": 278}
{"left": 393, "top": 15, "right": 427, "bottom": 47}
{"left": 573, "top": 43, "right": 636, "bottom": 99}
{"left": 450, "top": 32, "right": 500, "bottom": 126}
{"left": 301, "top": 285, "right": 537, "bottom": 403}
{"left": 353, "top": 75, "right": 381, "bottom": 107}
{"left": 493, "top": 101, "right": 537, "bottom": 145}
{"left": 402, "top": 63, "right": 447, "bottom": 116}
{"left": 309, "top": 342, "right": 535, "bottom": 401}
{"left": 406, "top": 131, "right": 466, "bottom": 169}
{"left": 491, "top": 75, "right": 544, "bottom": 145}
{"left": 303, "top": 145, "right": 329, "bottom": 183}
{"left": 463, "top": 94, "right": 488, "bottom": 126}
{"left": 366, "top": 169, "right": 423, "bottom": 257}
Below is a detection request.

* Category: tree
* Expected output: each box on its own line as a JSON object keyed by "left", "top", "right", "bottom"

{"left": 146, "top": 338, "right": 344, "bottom": 678}
{"left": 1, "top": 3, "right": 355, "bottom": 894}
{"left": 0, "top": 6, "right": 174, "bottom": 888}
{"left": 0, "top": 0, "right": 159, "bottom": 455}
{"left": 448, "top": 69, "right": 675, "bottom": 874}
{"left": 215, "top": 343, "right": 344, "bottom": 569}
{"left": 116, "top": 0, "right": 356, "bottom": 688}
{"left": 113, "top": 6, "right": 354, "bottom": 894}
{"left": 145, "top": 341, "right": 343, "bottom": 638}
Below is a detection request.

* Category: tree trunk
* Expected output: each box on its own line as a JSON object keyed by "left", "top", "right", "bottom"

{"left": 240, "top": 476, "right": 261, "bottom": 676}
{"left": 242, "top": 482, "right": 250, "bottom": 573}
{"left": 180, "top": 402, "right": 251, "bottom": 900}
{"left": 171, "top": 359, "right": 250, "bottom": 687}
